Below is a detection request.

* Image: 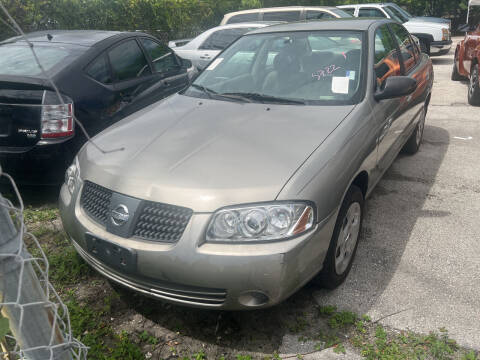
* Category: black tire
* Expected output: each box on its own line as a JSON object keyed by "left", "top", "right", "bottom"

{"left": 403, "top": 105, "right": 426, "bottom": 155}
{"left": 316, "top": 185, "right": 364, "bottom": 289}
{"left": 451, "top": 58, "right": 464, "bottom": 81}
{"left": 468, "top": 64, "right": 480, "bottom": 106}
{"left": 419, "top": 40, "right": 430, "bottom": 55}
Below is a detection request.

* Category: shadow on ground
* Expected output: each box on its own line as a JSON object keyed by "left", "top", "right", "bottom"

{"left": 314, "top": 125, "right": 450, "bottom": 317}
{"left": 431, "top": 57, "right": 453, "bottom": 66}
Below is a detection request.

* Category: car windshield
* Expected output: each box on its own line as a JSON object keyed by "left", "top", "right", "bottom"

{"left": 384, "top": 6, "right": 409, "bottom": 23}
{"left": 184, "top": 30, "right": 365, "bottom": 105}
{"left": 330, "top": 8, "right": 354, "bottom": 18}
{"left": 391, "top": 4, "right": 413, "bottom": 19}
{"left": 0, "top": 43, "right": 87, "bottom": 77}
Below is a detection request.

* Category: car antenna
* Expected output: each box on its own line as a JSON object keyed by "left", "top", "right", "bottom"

{"left": 47, "top": 33, "right": 53, "bottom": 41}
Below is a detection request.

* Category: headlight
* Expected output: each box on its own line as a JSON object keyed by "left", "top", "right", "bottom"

{"left": 206, "top": 202, "right": 315, "bottom": 242}
{"left": 442, "top": 28, "right": 450, "bottom": 41}
{"left": 64, "top": 157, "right": 80, "bottom": 195}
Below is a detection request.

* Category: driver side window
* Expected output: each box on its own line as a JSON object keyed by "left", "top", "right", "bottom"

{"left": 374, "top": 25, "right": 401, "bottom": 87}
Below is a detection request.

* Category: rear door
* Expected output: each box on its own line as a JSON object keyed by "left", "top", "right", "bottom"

{"left": 105, "top": 38, "right": 161, "bottom": 125}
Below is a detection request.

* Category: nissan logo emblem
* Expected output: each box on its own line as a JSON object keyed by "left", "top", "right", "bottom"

{"left": 111, "top": 204, "right": 129, "bottom": 226}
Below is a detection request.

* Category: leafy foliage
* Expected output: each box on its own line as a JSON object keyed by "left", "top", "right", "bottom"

{"left": 0, "top": 0, "right": 470, "bottom": 42}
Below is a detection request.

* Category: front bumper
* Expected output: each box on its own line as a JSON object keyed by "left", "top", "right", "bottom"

{"left": 430, "top": 40, "right": 452, "bottom": 55}
{"left": 59, "top": 180, "right": 336, "bottom": 310}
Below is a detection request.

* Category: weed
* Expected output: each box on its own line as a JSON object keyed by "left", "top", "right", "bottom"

{"left": 317, "top": 305, "right": 337, "bottom": 317}
{"left": 236, "top": 355, "right": 252, "bottom": 360}
{"left": 24, "top": 206, "right": 58, "bottom": 224}
{"left": 48, "top": 246, "right": 91, "bottom": 285}
{"left": 328, "top": 311, "right": 357, "bottom": 329}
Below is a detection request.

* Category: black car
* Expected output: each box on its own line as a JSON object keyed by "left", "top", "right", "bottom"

{"left": 0, "top": 30, "right": 194, "bottom": 184}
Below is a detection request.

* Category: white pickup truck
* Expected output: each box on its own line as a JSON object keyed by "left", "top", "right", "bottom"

{"left": 338, "top": 3, "right": 452, "bottom": 55}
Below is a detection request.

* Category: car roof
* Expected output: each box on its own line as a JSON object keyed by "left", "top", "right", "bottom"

{"left": 208, "top": 22, "right": 282, "bottom": 30}
{"left": 247, "top": 18, "right": 386, "bottom": 34}
{"left": 339, "top": 3, "right": 393, "bottom": 7}
{"left": 1, "top": 30, "right": 129, "bottom": 47}
{"left": 226, "top": 6, "right": 343, "bottom": 16}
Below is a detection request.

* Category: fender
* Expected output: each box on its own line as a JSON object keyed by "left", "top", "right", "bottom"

{"left": 457, "top": 41, "right": 469, "bottom": 76}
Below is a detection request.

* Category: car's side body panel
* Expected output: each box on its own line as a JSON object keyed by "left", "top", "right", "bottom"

{"left": 455, "top": 25, "right": 480, "bottom": 78}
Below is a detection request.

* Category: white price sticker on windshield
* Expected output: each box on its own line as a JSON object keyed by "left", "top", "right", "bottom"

{"left": 206, "top": 58, "right": 223, "bottom": 70}
{"left": 332, "top": 77, "right": 349, "bottom": 94}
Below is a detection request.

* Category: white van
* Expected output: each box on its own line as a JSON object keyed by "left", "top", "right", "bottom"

{"left": 220, "top": 6, "right": 352, "bottom": 25}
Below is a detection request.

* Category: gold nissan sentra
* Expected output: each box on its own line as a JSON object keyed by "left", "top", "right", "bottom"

{"left": 60, "top": 19, "right": 433, "bottom": 310}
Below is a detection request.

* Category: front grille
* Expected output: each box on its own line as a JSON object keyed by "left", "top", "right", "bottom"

{"left": 80, "top": 181, "right": 193, "bottom": 243}
{"left": 73, "top": 239, "right": 227, "bottom": 307}
{"left": 133, "top": 201, "right": 193, "bottom": 242}
{"left": 81, "top": 181, "right": 112, "bottom": 225}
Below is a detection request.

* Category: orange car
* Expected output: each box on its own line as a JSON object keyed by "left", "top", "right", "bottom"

{"left": 452, "top": 0, "right": 480, "bottom": 106}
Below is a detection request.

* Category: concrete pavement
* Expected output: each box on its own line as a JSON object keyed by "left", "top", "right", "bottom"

{"left": 313, "top": 39, "right": 480, "bottom": 350}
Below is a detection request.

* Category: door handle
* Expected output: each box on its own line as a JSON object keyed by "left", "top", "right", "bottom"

{"left": 200, "top": 55, "right": 211, "bottom": 60}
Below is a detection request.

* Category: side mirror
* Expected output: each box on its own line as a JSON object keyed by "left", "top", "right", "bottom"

{"left": 374, "top": 76, "right": 417, "bottom": 101}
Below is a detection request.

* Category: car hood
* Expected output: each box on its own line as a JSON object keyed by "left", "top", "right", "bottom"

{"left": 79, "top": 94, "right": 354, "bottom": 212}
{"left": 406, "top": 19, "right": 448, "bottom": 29}
{"left": 409, "top": 16, "right": 450, "bottom": 25}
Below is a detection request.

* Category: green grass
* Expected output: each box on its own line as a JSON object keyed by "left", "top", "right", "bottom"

{"left": 24, "top": 206, "right": 58, "bottom": 224}
{"left": 67, "top": 295, "right": 143, "bottom": 360}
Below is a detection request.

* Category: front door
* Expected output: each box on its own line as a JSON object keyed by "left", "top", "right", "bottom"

{"left": 373, "top": 24, "right": 407, "bottom": 174}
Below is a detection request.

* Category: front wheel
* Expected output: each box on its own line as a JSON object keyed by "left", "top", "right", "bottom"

{"left": 468, "top": 64, "right": 480, "bottom": 106}
{"left": 316, "top": 185, "right": 364, "bottom": 289}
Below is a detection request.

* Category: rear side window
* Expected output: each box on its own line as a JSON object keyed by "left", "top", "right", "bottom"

{"left": 227, "top": 13, "right": 259, "bottom": 24}
{"left": 389, "top": 23, "right": 418, "bottom": 73}
{"left": 358, "top": 8, "right": 387, "bottom": 18}
{"left": 306, "top": 10, "right": 335, "bottom": 20}
{"left": 86, "top": 55, "right": 112, "bottom": 84}
{"left": 199, "top": 28, "right": 254, "bottom": 51}
{"left": 140, "top": 38, "right": 178, "bottom": 73}
{"left": 374, "top": 25, "right": 401, "bottom": 86}
{"left": 263, "top": 10, "right": 301, "bottom": 21}
{"left": 108, "top": 39, "right": 151, "bottom": 81}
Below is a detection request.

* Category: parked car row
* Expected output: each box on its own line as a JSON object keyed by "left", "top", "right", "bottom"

{"left": 58, "top": 18, "right": 434, "bottom": 309}
{"left": 170, "top": 4, "right": 450, "bottom": 72}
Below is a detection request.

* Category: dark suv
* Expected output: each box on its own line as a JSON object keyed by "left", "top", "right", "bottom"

{"left": 0, "top": 30, "right": 194, "bottom": 183}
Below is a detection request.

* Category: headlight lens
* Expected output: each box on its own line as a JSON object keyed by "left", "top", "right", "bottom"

{"left": 64, "top": 157, "right": 80, "bottom": 195}
{"left": 206, "top": 202, "right": 315, "bottom": 242}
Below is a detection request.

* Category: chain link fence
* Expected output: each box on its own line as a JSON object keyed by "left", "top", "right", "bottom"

{"left": 0, "top": 168, "right": 88, "bottom": 359}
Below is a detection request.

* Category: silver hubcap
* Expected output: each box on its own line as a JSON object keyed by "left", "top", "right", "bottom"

{"left": 416, "top": 108, "right": 426, "bottom": 146}
{"left": 335, "top": 202, "right": 361, "bottom": 275}
{"left": 470, "top": 67, "right": 478, "bottom": 97}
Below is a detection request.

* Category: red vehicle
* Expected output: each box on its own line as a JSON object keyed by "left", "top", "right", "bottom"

{"left": 452, "top": 0, "right": 480, "bottom": 105}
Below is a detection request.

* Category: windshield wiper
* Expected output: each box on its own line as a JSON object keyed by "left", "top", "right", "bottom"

{"left": 190, "top": 84, "right": 250, "bottom": 103}
{"left": 220, "top": 92, "right": 306, "bottom": 105}
{"left": 190, "top": 83, "right": 217, "bottom": 99}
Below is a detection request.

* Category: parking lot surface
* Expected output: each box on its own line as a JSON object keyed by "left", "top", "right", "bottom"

{"left": 314, "top": 37, "right": 480, "bottom": 350}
